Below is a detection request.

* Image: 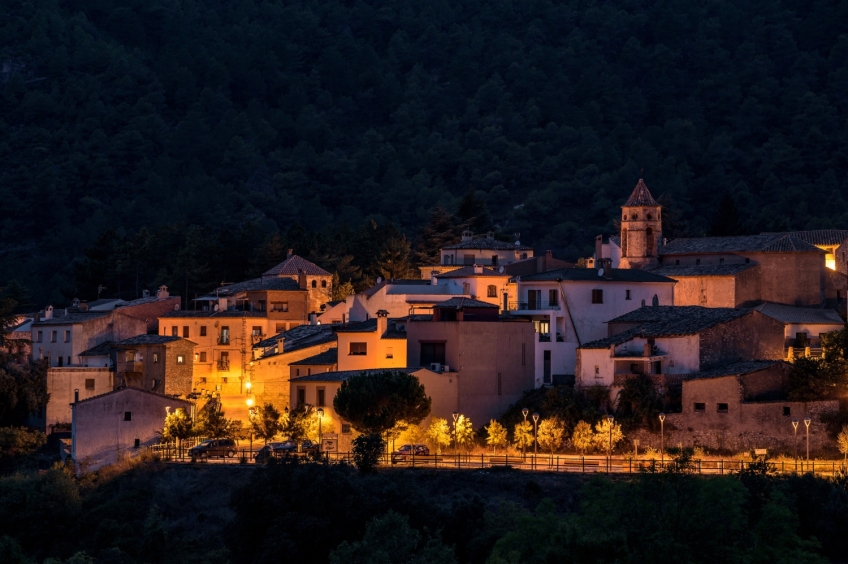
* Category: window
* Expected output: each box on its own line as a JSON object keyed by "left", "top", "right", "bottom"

{"left": 491, "top": 255, "right": 498, "bottom": 266}
{"left": 257, "top": 300, "right": 266, "bottom": 311}
{"left": 321, "top": 280, "right": 327, "bottom": 288}
{"left": 591, "top": 289, "right": 603, "bottom": 304}
{"left": 783, "top": 406, "right": 791, "bottom": 416}
{"left": 463, "top": 254, "right": 475, "bottom": 265}
{"left": 177, "top": 355, "right": 185, "bottom": 364}
{"left": 50, "top": 331, "right": 57, "bottom": 342}
{"left": 152, "top": 353, "right": 159, "bottom": 363}
{"left": 522, "top": 343, "right": 526, "bottom": 366}
{"left": 420, "top": 342, "right": 446, "bottom": 366}
{"left": 694, "top": 402, "right": 706, "bottom": 412}
{"left": 220, "top": 326, "right": 230, "bottom": 344}
{"left": 85, "top": 378, "right": 95, "bottom": 390}
{"left": 646, "top": 227, "right": 654, "bottom": 254}
{"left": 675, "top": 260, "right": 680, "bottom": 265}
{"left": 349, "top": 342, "right": 367, "bottom": 355}
{"left": 317, "top": 388, "right": 325, "bottom": 407}
{"left": 745, "top": 258, "right": 750, "bottom": 264}
{"left": 252, "top": 326, "right": 262, "bottom": 336}
{"left": 719, "top": 258, "right": 724, "bottom": 264}
{"left": 386, "top": 347, "right": 394, "bottom": 359}
{"left": 297, "top": 387, "right": 305, "bottom": 407}
{"left": 64, "top": 330, "right": 71, "bottom": 343}
{"left": 717, "top": 403, "right": 728, "bottom": 413}
{"left": 594, "top": 365, "right": 600, "bottom": 377}
{"left": 307, "top": 368, "right": 311, "bottom": 376}
{"left": 311, "top": 280, "right": 317, "bottom": 288}
{"left": 295, "top": 369, "right": 300, "bottom": 377}
{"left": 625, "top": 290, "right": 631, "bottom": 300}
{"left": 527, "top": 290, "right": 541, "bottom": 309}
{"left": 342, "top": 423, "right": 351, "bottom": 434}
{"left": 696, "top": 259, "right": 701, "bottom": 265}
{"left": 549, "top": 289, "right": 558, "bottom": 306}
{"left": 183, "top": 326, "right": 189, "bottom": 338}
{"left": 200, "top": 326, "right": 207, "bottom": 337}
{"left": 36, "top": 331, "right": 42, "bottom": 342}
{"left": 487, "top": 285, "right": 497, "bottom": 298}
{"left": 199, "top": 352, "right": 207, "bottom": 363}
{"left": 57, "top": 356, "right": 63, "bottom": 367}
{"left": 275, "top": 323, "right": 285, "bottom": 332}
{"left": 134, "top": 439, "right": 140, "bottom": 449}
{"left": 272, "top": 302, "right": 289, "bottom": 312}
{"left": 124, "top": 411, "right": 132, "bottom": 421}
{"left": 171, "top": 326, "right": 178, "bottom": 337}
{"left": 497, "top": 373, "right": 502, "bottom": 396}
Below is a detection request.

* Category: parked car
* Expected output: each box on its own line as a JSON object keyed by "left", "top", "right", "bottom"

{"left": 300, "top": 439, "right": 319, "bottom": 454}
{"left": 391, "top": 444, "right": 430, "bottom": 463}
{"left": 189, "top": 439, "right": 237, "bottom": 459}
{"left": 254, "top": 441, "right": 296, "bottom": 462}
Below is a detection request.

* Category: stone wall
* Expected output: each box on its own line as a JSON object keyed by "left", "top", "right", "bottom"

{"left": 699, "top": 311, "right": 784, "bottom": 369}
{"left": 164, "top": 340, "right": 195, "bottom": 396}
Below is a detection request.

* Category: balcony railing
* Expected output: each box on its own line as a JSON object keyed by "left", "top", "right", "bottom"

{"left": 119, "top": 361, "right": 143, "bottom": 373}
{"left": 217, "top": 359, "right": 230, "bottom": 371}
{"left": 509, "top": 301, "right": 561, "bottom": 311}
{"left": 218, "top": 336, "right": 230, "bottom": 345}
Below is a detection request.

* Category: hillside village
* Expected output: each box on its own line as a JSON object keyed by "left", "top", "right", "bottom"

{"left": 6, "top": 179, "right": 848, "bottom": 470}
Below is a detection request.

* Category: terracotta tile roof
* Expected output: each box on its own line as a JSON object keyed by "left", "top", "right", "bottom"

{"left": 660, "top": 234, "right": 825, "bottom": 255}
{"left": 434, "top": 297, "right": 499, "bottom": 309}
{"left": 623, "top": 179, "right": 658, "bottom": 207}
{"left": 32, "top": 311, "right": 109, "bottom": 326}
{"left": 72, "top": 386, "right": 192, "bottom": 406}
{"left": 435, "top": 266, "right": 509, "bottom": 278}
{"left": 761, "top": 230, "right": 848, "bottom": 247}
{"left": 161, "top": 310, "right": 268, "bottom": 318}
{"left": 290, "top": 367, "right": 418, "bottom": 383}
{"left": 753, "top": 303, "right": 845, "bottom": 325}
{"left": 442, "top": 238, "right": 533, "bottom": 251}
{"left": 208, "top": 277, "right": 303, "bottom": 297}
{"left": 114, "top": 335, "right": 185, "bottom": 346}
{"left": 580, "top": 306, "right": 751, "bottom": 349}
{"left": 650, "top": 263, "right": 757, "bottom": 277}
{"left": 521, "top": 267, "right": 675, "bottom": 283}
{"left": 333, "top": 319, "right": 378, "bottom": 332}
{"left": 289, "top": 348, "right": 338, "bottom": 366}
{"left": 262, "top": 255, "right": 330, "bottom": 277}
{"left": 682, "top": 360, "right": 786, "bottom": 381}
{"left": 79, "top": 341, "right": 115, "bottom": 356}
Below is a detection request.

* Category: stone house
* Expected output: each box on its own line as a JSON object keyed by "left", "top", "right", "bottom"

{"left": 510, "top": 267, "right": 676, "bottom": 386}
{"left": 752, "top": 302, "right": 844, "bottom": 359}
{"left": 113, "top": 335, "right": 195, "bottom": 396}
{"left": 260, "top": 251, "right": 332, "bottom": 314}
{"left": 576, "top": 306, "right": 785, "bottom": 403}
{"left": 71, "top": 387, "right": 192, "bottom": 471}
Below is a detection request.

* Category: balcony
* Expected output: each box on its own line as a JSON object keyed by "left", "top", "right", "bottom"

{"left": 119, "top": 361, "right": 143, "bottom": 373}
{"left": 538, "top": 334, "right": 565, "bottom": 343}
{"left": 509, "top": 301, "right": 561, "bottom": 311}
{"left": 217, "top": 359, "right": 230, "bottom": 371}
{"left": 218, "top": 336, "right": 230, "bottom": 345}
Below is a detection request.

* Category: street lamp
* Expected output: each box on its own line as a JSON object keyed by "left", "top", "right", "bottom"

{"left": 659, "top": 412, "right": 666, "bottom": 466}
{"left": 452, "top": 411, "right": 459, "bottom": 453}
{"left": 521, "top": 408, "right": 529, "bottom": 460}
{"left": 247, "top": 405, "right": 257, "bottom": 455}
{"left": 607, "top": 414, "right": 614, "bottom": 472}
{"left": 792, "top": 419, "right": 799, "bottom": 469}
{"left": 317, "top": 407, "right": 324, "bottom": 454}
{"left": 532, "top": 413, "right": 540, "bottom": 458}
{"left": 804, "top": 417, "right": 812, "bottom": 461}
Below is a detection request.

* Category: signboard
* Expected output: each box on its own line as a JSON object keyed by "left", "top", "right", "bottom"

{"left": 754, "top": 448, "right": 768, "bottom": 456}
{"left": 322, "top": 433, "right": 339, "bottom": 453}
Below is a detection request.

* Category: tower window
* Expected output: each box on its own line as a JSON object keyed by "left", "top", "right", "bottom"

{"left": 646, "top": 227, "right": 654, "bottom": 255}
{"left": 632, "top": 214, "right": 638, "bottom": 220}
{"left": 647, "top": 214, "right": 652, "bottom": 220}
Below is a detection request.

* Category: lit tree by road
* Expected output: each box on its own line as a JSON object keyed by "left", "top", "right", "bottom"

{"left": 485, "top": 420, "right": 507, "bottom": 453}
{"left": 537, "top": 417, "right": 565, "bottom": 455}
{"left": 427, "top": 418, "right": 451, "bottom": 453}
{"left": 454, "top": 415, "right": 475, "bottom": 452}
{"left": 572, "top": 421, "right": 594, "bottom": 454}
{"left": 593, "top": 418, "right": 624, "bottom": 453}
{"left": 513, "top": 420, "right": 534, "bottom": 456}
{"left": 163, "top": 408, "right": 193, "bottom": 448}
{"left": 251, "top": 403, "right": 284, "bottom": 444}
{"left": 838, "top": 425, "right": 848, "bottom": 462}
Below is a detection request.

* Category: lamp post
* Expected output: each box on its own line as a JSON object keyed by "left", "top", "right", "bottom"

{"left": 659, "top": 412, "right": 666, "bottom": 467}
{"left": 450, "top": 411, "right": 459, "bottom": 455}
{"left": 521, "top": 408, "right": 529, "bottom": 460}
{"left": 532, "top": 413, "right": 539, "bottom": 458}
{"left": 317, "top": 407, "right": 324, "bottom": 454}
{"left": 805, "top": 417, "right": 812, "bottom": 462}
{"left": 607, "top": 414, "right": 614, "bottom": 473}
{"left": 247, "top": 405, "right": 256, "bottom": 456}
{"left": 792, "top": 419, "right": 799, "bottom": 469}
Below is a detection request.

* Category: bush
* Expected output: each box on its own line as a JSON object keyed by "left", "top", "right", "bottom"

{"left": 352, "top": 433, "right": 384, "bottom": 473}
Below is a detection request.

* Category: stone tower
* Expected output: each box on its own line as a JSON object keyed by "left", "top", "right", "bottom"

{"left": 619, "top": 179, "right": 662, "bottom": 269}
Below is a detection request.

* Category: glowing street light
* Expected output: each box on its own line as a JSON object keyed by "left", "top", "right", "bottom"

{"left": 317, "top": 407, "right": 324, "bottom": 454}
{"left": 659, "top": 412, "right": 666, "bottom": 466}
{"left": 521, "top": 408, "right": 529, "bottom": 460}
{"left": 452, "top": 411, "right": 459, "bottom": 453}
{"left": 792, "top": 418, "right": 799, "bottom": 469}
{"left": 804, "top": 417, "right": 812, "bottom": 461}
{"left": 532, "top": 413, "right": 540, "bottom": 458}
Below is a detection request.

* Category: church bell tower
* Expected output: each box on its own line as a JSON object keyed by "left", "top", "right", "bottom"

{"left": 619, "top": 179, "right": 662, "bottom": 269}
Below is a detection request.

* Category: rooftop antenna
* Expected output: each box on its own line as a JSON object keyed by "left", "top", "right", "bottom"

{"left": 97, "top": 285, "right": 106, "bottom": 299}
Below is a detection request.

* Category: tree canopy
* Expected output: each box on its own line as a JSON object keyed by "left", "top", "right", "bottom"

{"left": 334, "top": 370, "right": 431, "bottom": 435}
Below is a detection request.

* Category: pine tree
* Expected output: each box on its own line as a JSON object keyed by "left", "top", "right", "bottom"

{"left": 375, "top": 236, "right": 414, "bottom": 280}
{"left": 457, "top": 188, "right": 491, "bottom": 233}
{"left": 412, "top": 207, "right": 460, "bottom": 266}
{"left": 708, "top": 192, "right": 744, "bottom": 236}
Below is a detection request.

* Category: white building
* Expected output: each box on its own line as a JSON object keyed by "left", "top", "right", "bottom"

{"left": 510, "top": 267, "right": 676, "bottom": 386}
{"left": 433, "top": 265, "right": 514, "bottom": 308}
{"left": 327, "top": 279, "right": 467, "bottom": 323}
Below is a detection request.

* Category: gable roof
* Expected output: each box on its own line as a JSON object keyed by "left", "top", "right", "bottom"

{"left": 262, "top": 255, "right": 330, "bottom": 277}
{"left": 289, "top": 348, "right": 339, "bottom": 366}
{"left": 521, "top": 267, "right": 675, "bottom": 283}
{"left": 434, "top": 297, "right": 499, "bottom": 309}
{"left": 682, "top": 360, "right": 786, "bottom": 381}
{"left": 650, "top": 263, "right": 757, "bottom": 277}
{"left": 72, "top": 386, "right": 192, "bottom": 406}
{"left": 623, "top": 179, "right": 658, "bottom": 207}
{"left": 290, "top": 367, "right": 418, "bottom": 383}
{"left": 442, "top": 239, "right": 533, "bottom": 251}
{"left": 435, "top": 266, "right": 508, "bottom": 278}
{"left": 660, "top": 234, "right": 825, "bottom": 255}
{"left": 334, "top": 319, "right": 378, "bottom": 332}
{"left": 753, "top": 303, "right": 844, "bottom": 325}
{"left": 761, "top": 230, "right": 848, "bottom": 247}
{"left": 207, "top": 277, "right": 303, "bottom": 298}
{"left": 32, "top": 311, "right": 109, "bottom": 326}
{"left": 79, "top": 341, "right": 115, "bottom": 356}
{"left": 580, "top": 306, "right": 751, "bottom": 349}
{"left": 114, "top": 335, "right": 187, "bottom": 347}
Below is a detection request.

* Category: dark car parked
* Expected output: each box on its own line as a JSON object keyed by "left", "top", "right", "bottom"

{"left": 391, "top": 443, "right": 430, "bottom": 463}
{"left": 254, "top": 441, "right": 297, "bottom": 462}
{"left": 188, "top": 439, "right": 237, "bottom": 459}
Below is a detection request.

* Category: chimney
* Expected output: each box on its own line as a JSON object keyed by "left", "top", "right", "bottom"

{"left": 156, "top": 285, "right": 169, "bottom": 299}
{"left": 643, "top": 343, "right": 652, "bottom": 357}
{"left": 595, "top": 235, "right": 603, "bottom": 261}
{"left": 376, "top": 309, "right": 389, "bottom": 336}
{"left": 276, "top": 336, "right": 285, "bottom": 354}
{"left": 486, "top": 231, "right": 494, "bottom": 241}
{"left": 142, "top": 289, "right": 150, "bottom": 298}
{"left": 461, "top": 230, "right": 473, "bottom": 242}
{"left": 473, "top": 264, "right": 483, "bottom": 275}
{"left": 430, "top": 271, "right": 438, "bottom": 285}
{"left": 74, "top": 389, "right": 79, "bottom": 403}
{"left": 287, "top": 248, "right": 294, "bottom": 259}
{"left": 44, "top": 305, "right": 53, "bottom": 320}
{"left": 298, "top": 269, "right": 307, "bottom": 290}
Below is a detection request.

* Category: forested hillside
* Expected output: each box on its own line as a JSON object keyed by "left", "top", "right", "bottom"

{"left": 2, "top": 0, "right": 847, "bottom": 304}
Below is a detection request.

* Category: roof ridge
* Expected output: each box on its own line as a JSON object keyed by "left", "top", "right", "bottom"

{"left": 623, "top": 178, "right": 658, "bottom": 207}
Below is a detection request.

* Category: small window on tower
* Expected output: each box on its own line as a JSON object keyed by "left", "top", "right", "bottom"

{"left": 632, "top": 214, "right": 638, "bottom": 220}
{"left": 311, "top": 280, "right": 317, "bottom": 288}
{"left": 647, "top": 213, "right": 652, "bottom": 220}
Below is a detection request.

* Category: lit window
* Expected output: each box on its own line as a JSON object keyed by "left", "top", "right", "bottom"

{"left": 176, "top": 355, "right": 185, "bottom": 365}
{"left": 487, "top": 285, "right": 497, "bottom": 298}
{"left": 153, "top": 353, "right": 159, "bottom": 363}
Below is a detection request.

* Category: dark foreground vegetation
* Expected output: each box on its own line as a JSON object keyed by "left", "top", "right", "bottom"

{"left": 2, "top": 0, "right": 848, "bottom": 302}
{"left": 2, "top": 454, "right": 848, "bottom": 563}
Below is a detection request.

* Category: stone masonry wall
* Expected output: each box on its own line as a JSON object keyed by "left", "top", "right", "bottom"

{"left": 699, "top": 311, "right": 784, "bottom": 369}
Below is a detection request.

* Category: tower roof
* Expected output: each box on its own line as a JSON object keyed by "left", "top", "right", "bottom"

{"left": 623, "top": 179, "right": 658, "bottom": 207}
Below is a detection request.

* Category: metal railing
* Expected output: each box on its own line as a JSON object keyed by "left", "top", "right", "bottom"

{"left": 216, "top": 359, "right": 230, "bottom": 371}
{"left": 218, "top": 336, "right": 230, "bottom": 345}
{"left": 150, "top": 447, "right": 848, "bottom": 476}
{"left": 509, "top": 301, "right": 561, "bottom": 311}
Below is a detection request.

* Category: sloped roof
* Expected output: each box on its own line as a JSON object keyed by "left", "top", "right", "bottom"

{"left": 289, "top": 348, "right": 338, "bottom": 366}
{"left": 580, "top": 306, "right": 751, "bottom": 349}
{"left": 207, "top": 277, "right": 303, "bottom": 297}
{"left": 79, "top": 341, "right": 115, "bottom": 356}
{"left": 682, "top": 360, "right": 786, "bottom": 381}
{"left": 262, "top": 255, "right": 330, "bottom": 277}
{"left": 623, "top": 179, "right": 658, "bottom": 207}
{"left": 609, "top": 236, "right": 621, "bottom": 248}
{"left": 650, "top": 263, "right": 757, "bottom": 277}
{"left": 114, "top": 335, "right": 185, "bottom": 347}
{"left": 161, "top": 310, "right": 268, "bottom": 318}
{"left": 290, "top": 367, "right": 418, "bottom": 383}
{"left": 72, "top": 386, "right": 192, "bottom": 406}
{"left": 334, "top": 319, "right": 378, "bottom": 332}
{"left": 32, "top": 311, "right": 109, "bottom": 326}
{"left": 762, "top": 230, "right": 848, "bottom": 247}
{"left": 442, "top": 238, "right": 533, "bottom": 251}
{"left": 435, "top": 266, "right": 508, "bottom": 278}
{"left": 521, "top": 267, "right": 675, "bottom": 283}
{"left": 434, "top": 297, "right": 499, "bottom": 309}
{"left": 362, "top": 279, "right": 433, "bottom": 298}
{"left": 754, "top": 303, "right": 844, "bottom": 325}
{"left": 660, "top": 234, "right": 824, "bottom": 255}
